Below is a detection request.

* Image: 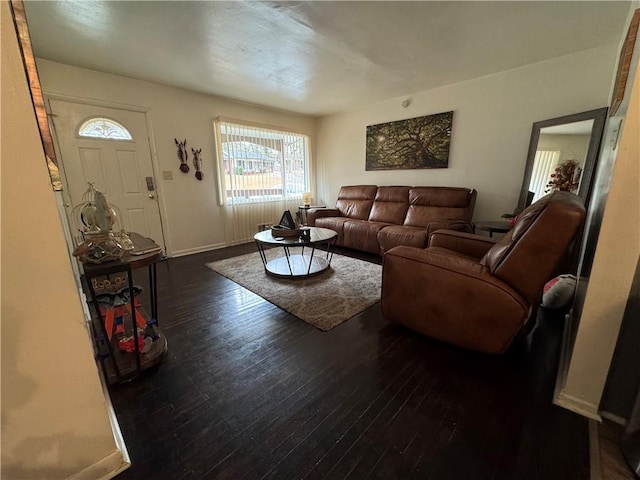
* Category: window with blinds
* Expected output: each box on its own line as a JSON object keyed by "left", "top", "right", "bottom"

{"left": 530, "top": 150, "right": 560, "bottom": 202}
{"left": 215, "top": 120, "right": 310, "bottom": 205}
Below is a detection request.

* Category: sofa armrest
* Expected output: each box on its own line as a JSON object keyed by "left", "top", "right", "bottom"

{"left": 428, "top": 230, "right": 496, "bottom": 260}
{"left": 381, "top": 245, "right": 529, "bottom": 353}
{"left": 307, "top": 208, "right": 340, "bottom": 226}
{"left": 425, "top": 220, "right": 473, "bottom": 239}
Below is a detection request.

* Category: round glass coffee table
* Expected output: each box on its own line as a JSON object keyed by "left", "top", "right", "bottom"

{"left": 254, "top": 227, "right": 337, "bottom": 278}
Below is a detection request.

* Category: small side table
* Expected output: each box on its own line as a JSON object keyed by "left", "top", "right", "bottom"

{"left": 82, "top": 235, "right": 167, "bottom": 384}
{"left": 473, "top": 221, "right": 512, "bottom": 238}
{"left": 298, "top": 205, "right": 325, "bottom": 226}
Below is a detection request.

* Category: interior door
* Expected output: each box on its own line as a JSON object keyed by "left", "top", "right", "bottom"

{"left": 49, "top": 99, "right": 165, "bottom": 247}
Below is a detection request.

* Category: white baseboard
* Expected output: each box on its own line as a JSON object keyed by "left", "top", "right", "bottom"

{"left": 600, "top": 410, "right": 627, "bottom": 426}
{"left": 101, "top": 367, "right": 130, "bottom": 475}
{"left": 170, "top": 241, "right": 231, "bottom": 257}
{"left": 65, "top": 450, "right": 129, "bottom": 480}
{"left": 553, "top": 311, "right": 574, "bottom": 402}
{"left": 554, "top": 390, "right": 602, "bottom": 421}
{"left": 65, "top": 353, "right": 133, "bottom": 480}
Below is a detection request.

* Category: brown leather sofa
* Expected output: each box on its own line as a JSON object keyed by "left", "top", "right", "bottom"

{"left": 307, "top": 185, "right": 477, "bottom": 255}
{"left": 381, "top": 191, "right": 586, "bottom": 354}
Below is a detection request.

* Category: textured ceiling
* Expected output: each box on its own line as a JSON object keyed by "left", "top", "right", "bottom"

{"left": 23, "top": 1, "right": 630, "bottom": 116}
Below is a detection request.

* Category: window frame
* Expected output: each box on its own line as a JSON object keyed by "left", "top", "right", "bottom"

{"left": 213, "top": 117, "right": 311, "bottom": 206}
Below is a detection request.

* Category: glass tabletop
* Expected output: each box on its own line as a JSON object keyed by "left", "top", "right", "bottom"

{"left": 254, "top": 226, "right": 337, "bottom": 246}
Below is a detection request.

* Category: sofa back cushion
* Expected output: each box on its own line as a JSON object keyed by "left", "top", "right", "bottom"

{"left": 368, "top": 186, "right": 410, "bottom": 224}
{"left": 481, "top": 191, "right": 585, "bottom": 303}
{"left": 404, "top": 187, "right": 476, "bottom": 227}
{"left": 335, "top": 185, "right": 378, "bottom": 220}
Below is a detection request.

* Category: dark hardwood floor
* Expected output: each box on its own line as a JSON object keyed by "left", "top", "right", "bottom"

{"left": 110, "top": 244, "right": 589, "bottom": 480}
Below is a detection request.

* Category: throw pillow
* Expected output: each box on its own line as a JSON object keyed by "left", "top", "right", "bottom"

{"left": 542, "top": 274, "right": 577, "bottom": 309}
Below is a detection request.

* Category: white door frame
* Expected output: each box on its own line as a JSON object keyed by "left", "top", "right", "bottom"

{"left": 45, "top": 93, "right": 172, "bottom": 256}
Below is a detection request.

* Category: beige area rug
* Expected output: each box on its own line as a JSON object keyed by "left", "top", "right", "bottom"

{"left": 205, "top": 251, "right": 382, "bottom": 331}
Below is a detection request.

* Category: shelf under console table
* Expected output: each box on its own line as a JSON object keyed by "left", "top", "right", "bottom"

{"left": 82, "top": 238, "right": 167, "bottom": 384}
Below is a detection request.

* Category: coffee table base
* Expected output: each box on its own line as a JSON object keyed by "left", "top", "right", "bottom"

{"left": 265, "top": 254, "right": 330, "bottom": 278}
{"left": 254, "top": 227, "right": 337, "bottom": 279}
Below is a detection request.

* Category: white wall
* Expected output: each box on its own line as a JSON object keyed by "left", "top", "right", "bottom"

{"left": 1, "top": 2, "right": 125, "bottom": 478}
{"left": 315, "top": 45, "right": 617, "bottom": 221}
{"left": 36, "top": 59, "right": 317, "bottom": 256}
{"left": 558, "top": 30, "right": 640, "bottom": 420}
{"left": 538, "top": 133, "right": 591, "bottom": 166}
{"left": 37, "top": 44, "right": 617, "bottom": 252}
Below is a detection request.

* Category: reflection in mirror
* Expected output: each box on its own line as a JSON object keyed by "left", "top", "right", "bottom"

{"left": 528, "top": 120, "right": 593, "bottom": 203}
{"left": 518, "top": 108, "right": 608, "bottom": 212}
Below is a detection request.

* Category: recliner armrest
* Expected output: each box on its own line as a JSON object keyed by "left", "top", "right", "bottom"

{"left": 307, "top": 208, "right": 340, "bottom": 226}
{"left": 428, "top": 230, "right": 496, "bottom": 260}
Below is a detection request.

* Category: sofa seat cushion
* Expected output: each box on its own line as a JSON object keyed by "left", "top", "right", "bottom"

{"left": 344, "top": 220, "right": 392, "bottom": 254}
{"left": 315, "top": 217, "right": 350, "bottom": 245}
{"left": 377, "top": 225, "right": 429, "bottom": 253}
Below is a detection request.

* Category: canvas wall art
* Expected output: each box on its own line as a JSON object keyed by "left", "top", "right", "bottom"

{"left": 366, "top": 111, "right": 454, "bottom": 170}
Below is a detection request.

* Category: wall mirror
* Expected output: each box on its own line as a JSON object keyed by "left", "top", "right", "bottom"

{"left": 518, "top": 107, "right": 608, "bottom": 212}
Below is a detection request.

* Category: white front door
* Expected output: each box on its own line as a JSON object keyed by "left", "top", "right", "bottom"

{"left": 49, "top": 99, "right": 165, "bottom": 248}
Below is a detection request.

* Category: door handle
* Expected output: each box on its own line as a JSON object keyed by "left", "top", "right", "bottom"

{"left": 148, "top": 194, "right": 156, "bottom": 199}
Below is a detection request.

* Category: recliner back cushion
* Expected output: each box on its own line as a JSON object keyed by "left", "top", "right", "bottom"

{"left": 368, "top": 186, "right": 410, "bottom": 224}
{"left": 335, "top": 185, "right": 378, "bottom": 219}
{"left": 404, "top": 187, "right": 476, "bottom": 227}
{"left": 481, "top": 191, "right": 585, "bottom": 303}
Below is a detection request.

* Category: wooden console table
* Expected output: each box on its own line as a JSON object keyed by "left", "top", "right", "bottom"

{"left": 82, "top": 235, "right": 167, "bottom": 384}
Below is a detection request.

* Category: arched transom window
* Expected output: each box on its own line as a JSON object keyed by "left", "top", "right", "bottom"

{"left": 78, "top": 117, "right": 133, "bottom": 140}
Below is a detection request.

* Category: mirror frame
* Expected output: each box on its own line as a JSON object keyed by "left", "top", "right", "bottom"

{"left": 10, "top": 0, "right": 62, "bottom": 190}
{"left": 518, "top": 107, "right": 608, "bottom": 212}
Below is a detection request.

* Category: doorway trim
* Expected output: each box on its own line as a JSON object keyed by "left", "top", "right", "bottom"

{"left": 44, "top": 92, "right": 173, "bottom": 256}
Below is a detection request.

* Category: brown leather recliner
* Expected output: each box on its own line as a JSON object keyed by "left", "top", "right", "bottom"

{"left": 381, "top": 191, "right": 586, "bottom": 354}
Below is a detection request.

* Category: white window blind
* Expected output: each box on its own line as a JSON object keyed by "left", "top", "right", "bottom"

{"left": 530, "top": 150, "right": 560, "bottom": 202}
{"left": 215, "top": 120, "right": 310, "bottom": 206}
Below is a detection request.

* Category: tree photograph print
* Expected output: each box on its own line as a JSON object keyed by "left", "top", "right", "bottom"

{"left": 366, "top": 111, "right": 454, "bottom": 170}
